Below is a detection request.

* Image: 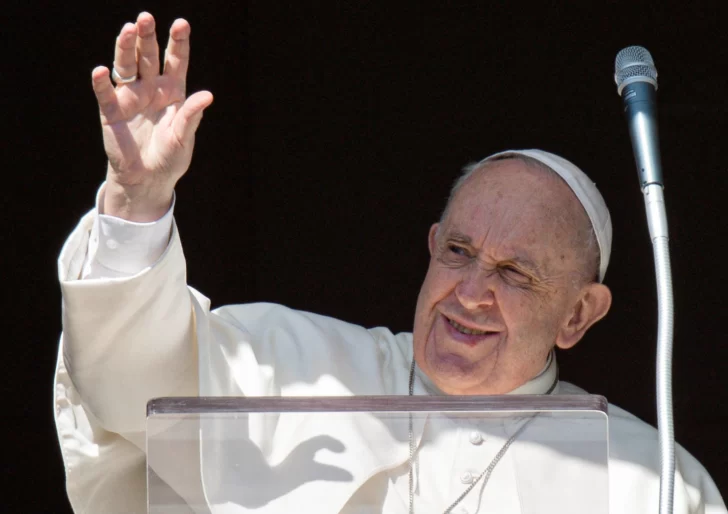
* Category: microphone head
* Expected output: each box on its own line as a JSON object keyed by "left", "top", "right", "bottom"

{"left": 614, "top": 46, "right": 658, "bottom": 95}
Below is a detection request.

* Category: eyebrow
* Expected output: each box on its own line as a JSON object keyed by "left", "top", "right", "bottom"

{"left": 444, "top": 230, "right": 472, "bottom": 245}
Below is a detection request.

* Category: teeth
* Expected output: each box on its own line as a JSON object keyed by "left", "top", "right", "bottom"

{"left": 448, "top": 318, "right": 489, "bottom": 335}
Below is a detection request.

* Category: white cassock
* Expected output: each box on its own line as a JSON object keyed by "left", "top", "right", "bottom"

{"left": 54, "top": 198, "right": 727, "bottom": 514}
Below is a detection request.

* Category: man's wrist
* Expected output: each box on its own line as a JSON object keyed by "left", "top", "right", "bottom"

{"left": 102, "top": 179, "right": 174, "bottom": 223}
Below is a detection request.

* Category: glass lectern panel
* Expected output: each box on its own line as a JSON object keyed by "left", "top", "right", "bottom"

{"left": 147, "top": 395, "right": 608, "bottom": 514}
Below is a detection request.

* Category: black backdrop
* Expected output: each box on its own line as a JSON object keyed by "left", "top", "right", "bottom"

{"left": 6, "top": 1, "right": 728, "bottom": 511}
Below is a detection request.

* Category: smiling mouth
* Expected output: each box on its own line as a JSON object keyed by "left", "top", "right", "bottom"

{"left": 446, "top": 317, "right": 495, "bottom": 336}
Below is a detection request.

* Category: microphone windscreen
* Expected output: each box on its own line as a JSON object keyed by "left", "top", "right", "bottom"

{"left": 614, "top": 46, "right": 658, "bottom": 94}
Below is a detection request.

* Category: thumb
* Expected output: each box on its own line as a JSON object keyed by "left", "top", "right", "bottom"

{"left": 173, "top": 90, "right": 214, "bottom": 146}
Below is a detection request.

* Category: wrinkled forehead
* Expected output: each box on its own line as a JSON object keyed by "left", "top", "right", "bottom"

{"left": 451, "top": 159, "right": 585, "bottom": 222}
{"left": 444, "top": 161, "right": 588, "bottom": 255}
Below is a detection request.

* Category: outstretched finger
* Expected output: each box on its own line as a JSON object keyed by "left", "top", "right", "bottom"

{"left": 136, "top": 12, "right": 159, "bottom": 80}
{"left": 163, "top": 19, "right": 191, "bottom": 88}
{"left": 171, "top": 90, "right": 213, "bottom": 146}
{"left": 113, "top": 22, "right": 139, "bottom": 84}
{"left": 91, "top": 66, "right": 120, "bottom": 121}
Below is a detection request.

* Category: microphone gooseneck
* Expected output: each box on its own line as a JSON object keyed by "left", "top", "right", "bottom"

{"left": 615, "top": 46, "right": 675, "bottom": 514}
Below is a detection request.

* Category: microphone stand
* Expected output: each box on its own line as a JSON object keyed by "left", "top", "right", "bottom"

{"left": 644, "top": 182, "right": 675, "bottom": 514}
{"left": 623, "top": 77, "right": 676, "bottom": 514}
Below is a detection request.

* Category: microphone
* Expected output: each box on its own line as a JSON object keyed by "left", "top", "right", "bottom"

{"left": 615, "top": 46, "right": 675, "bottom": 514}
{"left": 615, "top": 46, "right": 667, "bottom": 242}
{"left": 615, "top": 46, "right": 663, "bottom": 189}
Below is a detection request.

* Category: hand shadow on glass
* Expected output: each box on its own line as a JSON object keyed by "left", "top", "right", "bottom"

{"left": 204, "top": 433, "right": 354, "bottom": 508}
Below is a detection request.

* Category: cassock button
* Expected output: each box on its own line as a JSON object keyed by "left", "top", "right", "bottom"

{"left": 460, "top": 471, "right": 474, "bottom": 484}
{"left": 469, "top": 431, "right": 483, "bottom": 445}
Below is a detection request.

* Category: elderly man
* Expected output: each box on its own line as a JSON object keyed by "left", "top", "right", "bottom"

{"left": 54, "top": 11, "right": 725, "bottom": 514}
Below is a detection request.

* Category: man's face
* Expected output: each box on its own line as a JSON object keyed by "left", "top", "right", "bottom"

{"left": 412, "top": 159, "right": 593, "bottom": 395}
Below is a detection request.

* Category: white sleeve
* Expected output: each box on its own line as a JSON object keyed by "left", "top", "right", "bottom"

{"left": 82, "top": 184, "right": 176, "bottom": 279}
{"left": 56, "top": 186, "right": 206, "bottom": 513}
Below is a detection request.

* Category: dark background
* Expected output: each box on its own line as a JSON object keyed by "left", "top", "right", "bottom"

{"left": 5, "top": 1, "right": 728, "bottom": 511}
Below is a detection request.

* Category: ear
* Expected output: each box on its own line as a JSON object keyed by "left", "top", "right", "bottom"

{"left": 428, "top": 223, "right": 440, "bottom": 256}
{"left": 555, "top": 283, "right": 612, "bottom": 350}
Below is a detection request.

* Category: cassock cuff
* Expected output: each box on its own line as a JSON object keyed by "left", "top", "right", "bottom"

{"left": 82, "top": 183, "right": 176, "bottom": 278}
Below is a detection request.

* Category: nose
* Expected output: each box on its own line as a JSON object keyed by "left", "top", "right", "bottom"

{"left": 454, "top": 266, "right": 497, "bottom": 310}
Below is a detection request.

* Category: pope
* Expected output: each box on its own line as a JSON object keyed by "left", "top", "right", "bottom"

{"left": 54, "top": 11, "right": 726, "bottom": 514}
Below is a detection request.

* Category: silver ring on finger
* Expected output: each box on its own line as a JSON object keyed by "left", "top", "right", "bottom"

{"left": 112, "top": 68, "right": 138, "bottom": 84}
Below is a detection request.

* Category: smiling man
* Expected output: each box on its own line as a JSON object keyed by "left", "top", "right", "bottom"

{"left": 53, "top": 11, "right": 725, "bottom": 514}
{"left": 413, "top": 154, "right": 611, "bottom": 396}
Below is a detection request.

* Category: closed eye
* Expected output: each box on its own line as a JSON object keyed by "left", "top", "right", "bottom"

{"left": 498, "top": 264, "right": 533, "bottom": 284}
{"left": 501, "top": 265, "right": 524, "bottom": 275}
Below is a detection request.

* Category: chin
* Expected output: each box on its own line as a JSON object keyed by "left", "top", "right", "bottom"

{"left": 420, "top": 345, "right": 486, "bottom": 395}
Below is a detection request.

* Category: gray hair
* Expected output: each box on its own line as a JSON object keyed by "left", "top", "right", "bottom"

{"left": 439, "top": 154, "right": 600, "bottom": 284}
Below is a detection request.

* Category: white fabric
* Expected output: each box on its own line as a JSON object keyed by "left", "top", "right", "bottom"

{"left": 83, "top": 185, "right": 176, "bottom": 279}
{"left": 479, "top": 150, "right": 612, "bottom": 282}
{"left": 54, "top": 201, "right": 725, "bottom": 514}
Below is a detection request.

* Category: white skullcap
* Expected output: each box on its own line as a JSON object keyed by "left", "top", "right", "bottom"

{"left": 477, "top": 149, "right": 612, "bottom": 282}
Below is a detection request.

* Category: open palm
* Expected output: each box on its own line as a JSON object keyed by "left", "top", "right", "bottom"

{"left": 92, "top": 12, "right": 213, "bottom": 221}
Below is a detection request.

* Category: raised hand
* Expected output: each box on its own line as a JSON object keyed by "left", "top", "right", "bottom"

{"left": 91, "top": 12, "right": 213, "bottom": 222}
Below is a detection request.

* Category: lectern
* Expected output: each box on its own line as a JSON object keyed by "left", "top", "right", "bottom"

{"left": 147, "top": 395, "right": 608, "bottom": 513}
